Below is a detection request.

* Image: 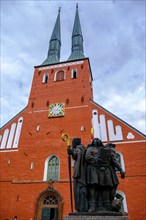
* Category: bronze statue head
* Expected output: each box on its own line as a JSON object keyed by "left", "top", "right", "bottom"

{"left": 104, "top": 142, "right": 116, "bottom": 149}
{"left": 72, "top": 138, "right": 81, "bottom": 148}
{"left": 91, "top": 138, "right": 103, "bottom": 148}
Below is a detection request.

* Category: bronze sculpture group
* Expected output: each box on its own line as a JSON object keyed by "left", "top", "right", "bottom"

{"left": 67, "top": 138, "right": 125, "bottom": 213}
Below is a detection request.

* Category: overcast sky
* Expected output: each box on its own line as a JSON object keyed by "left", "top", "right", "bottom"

{"left": 1, "top": 0, "right": 145, "bottom": 134}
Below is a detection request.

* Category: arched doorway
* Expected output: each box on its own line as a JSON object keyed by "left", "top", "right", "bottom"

{"left": 36, "top": 187, "right": 63, "bottom": 220}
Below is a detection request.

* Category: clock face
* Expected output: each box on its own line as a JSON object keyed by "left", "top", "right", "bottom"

{"left": 48, "top": 103, "right": 65, "bottom": 118}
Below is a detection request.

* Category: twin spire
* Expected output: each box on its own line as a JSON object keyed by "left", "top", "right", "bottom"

{"left": 41, "top": 5, "right": 85, "bottom": 66}
{"left": 42, "top": 8, "right": 61, "bottom": 65}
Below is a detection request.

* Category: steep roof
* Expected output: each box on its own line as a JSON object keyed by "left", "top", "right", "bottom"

{"left": 68, "top": 4, "right": 85, "bottom": 61}
{"left": 41, "top": 8, "right": 61, "bottom": 65}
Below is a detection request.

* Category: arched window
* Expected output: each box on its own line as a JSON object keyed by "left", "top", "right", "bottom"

{"left": 55, "top": 70, "right": 65, "bottom": 81}
{"left": 71, "top": 69, "right": 78, "bottom": 79}
{"left": 43, "top": 155, "right": 60, "bottom": 181}
{"left": 12, "top": 117, "right": 23, "bottom": 148}
{"left": 0, "top": 129, "right": 9, "bottom": 149}
{"left": 42, "top": 73, "right": 49, "bottom": 83}
{"left": 116, "top": 190, "right": 128, "bottom": 213}
{"left": 6, "top": 123, "right": 16, "bottom": 148}
{"left": 115, "top": 151, "right": 125, "bottom": 173}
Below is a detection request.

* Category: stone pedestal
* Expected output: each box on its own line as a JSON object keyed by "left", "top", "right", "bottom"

{"left": 64, "top": 212, "right": 129, "bottom": 220}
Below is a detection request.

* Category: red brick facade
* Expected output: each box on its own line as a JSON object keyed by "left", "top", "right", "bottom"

{"left": 0, "top": 58, "right": 146, "bottom": 220}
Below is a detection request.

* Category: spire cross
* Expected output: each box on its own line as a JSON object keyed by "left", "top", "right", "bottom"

{"left": 76, "top": 3, "right": 78, "bottom": 9}
{"left": 59, "top": 7, "right": 61, "bottom": 12}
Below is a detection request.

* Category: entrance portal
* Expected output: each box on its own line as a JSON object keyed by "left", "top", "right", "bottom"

{"left": 36, "top": 188, "right": 63, "bottom": 220}
{"left": 42, "top": 207, "right": 58, "bottom": 220}
{"left": 41, "top": 195, "right": 58, "bottom": 220}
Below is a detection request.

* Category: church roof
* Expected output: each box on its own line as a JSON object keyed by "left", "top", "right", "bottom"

{"left": 50, "top": 8, "right": 61, "bottom": 42}
{"left": 72, "top": 4, "right": 83, "bottom": 38}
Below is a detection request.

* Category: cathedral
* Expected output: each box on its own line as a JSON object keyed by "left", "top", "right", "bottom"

{"left": 0, "top": 5, "right": 145, "bottom": 220}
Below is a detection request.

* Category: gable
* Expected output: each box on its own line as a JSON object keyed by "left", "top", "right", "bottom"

{"left": 0, "top": 108, "right": 26, "bottom": 150}
{"left": 91, "top": 100, "right": 146, "bottom": 143}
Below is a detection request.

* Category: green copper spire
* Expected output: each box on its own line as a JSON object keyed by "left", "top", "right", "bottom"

{"left": 41, "top": 8, "right": 61, "bottom": 65}
{"left": 68, "top": 4, "right": 85, "bottom": 61}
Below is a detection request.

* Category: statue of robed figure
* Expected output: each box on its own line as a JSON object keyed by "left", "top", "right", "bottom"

{"left": 67, "top": 138, "right": 88, "bottom": 212}
{"left": 64, "top": 135, "right": 125, "bottom": 214}
{"left": 85, "top": 138, "right": 125, "bottom": 212}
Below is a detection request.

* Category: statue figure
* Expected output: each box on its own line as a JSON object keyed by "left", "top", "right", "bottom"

{"left": 85, "top": 138, "right": 104, "bottom": 212}
{"left": 85, "top": 138, "right": 125, "bottom": 212}
{"left": 104, "top": 143, "right": 124, "bottom": 204}
{"left": 67, "top": 138, "right": 88, "bottom": 212}
{"left": 111, "top": 193, "right": 124, "bottom": 212}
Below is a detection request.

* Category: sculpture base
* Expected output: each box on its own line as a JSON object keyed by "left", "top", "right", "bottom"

{"left": 64, "top": 212, "right": 129, "bottom": 220}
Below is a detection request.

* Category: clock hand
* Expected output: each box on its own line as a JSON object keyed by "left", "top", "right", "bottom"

{"left": 55, "top": 107, "right": 62, "bottom": 111}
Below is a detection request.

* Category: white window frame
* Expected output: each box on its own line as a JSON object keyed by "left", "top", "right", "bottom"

{"left": 0, "top": 129, "right": 9, "bottom": 149}
{"left": 12, "top": 117, "right": 23, "bottom": 148}
{"left": 116, "top": 190, "right": 128, "bottom": 213}
{"left": 54, "top": 70, "right": 66, "bottom": 81}
{"left": 43, "top": 154, "right": 60, "bottom": 181}
{"left": 6, "top": 123, "right": 17, "bottom": 148}
{"left": 116, "top": 151, "right": 125, "bottom": 172}
{"left": 42, "top": 73, "right": 49, "bottom": 83}
{"left": 71, "top": 69, "right": 78, "bottom": 79}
